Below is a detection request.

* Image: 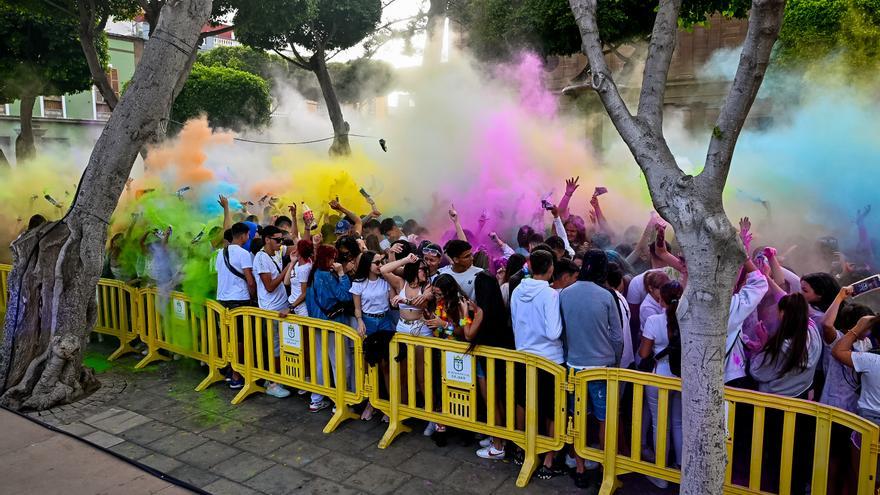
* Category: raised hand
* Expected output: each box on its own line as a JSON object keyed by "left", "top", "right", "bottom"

{"left": 448, "top": 205, "right": 459, "bottom": 222}
{"left": 565, "top": 176, "right": 580, "bottom": 196}
{"left": 287, "top": 204, "right": 296, "bottom": 216}
{"left": 329, "top": 198, "right": 342, "bottom": 211}
{"left": 404, "top": 253, "right": 419, "bottom": 264}
{"left": 218, "top": 195, "right": 229, "bottom": 209}
{"left": 857, "top": 205, "right": 872, "bottom": 225}
{"left": 478, "top": 209, "right": 489, "bottom": 228}
{"left": 739, "top": 217, "right": 753, "bottom": 250}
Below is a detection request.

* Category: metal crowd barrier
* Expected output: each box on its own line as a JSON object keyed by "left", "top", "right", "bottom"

{"left": 1, "top": 266, "right": 878, "bottom": 492}
{"left": 0, "top": 263, "right": 10, "bottom": 322}
{"left": 571, "top": 367, "right": 880, "bottom": 495}
{"left": 373, "top": 333, "right": 568, "bottom": 487}
{"left": 226, "top": 308, "right": 366, "bottom": 433}
{"left": 94, "top": 280, "right": 141, "bottom": 361}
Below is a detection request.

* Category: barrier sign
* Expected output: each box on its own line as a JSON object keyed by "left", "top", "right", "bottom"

{"left": 282, "top": 322, "right": 301, "bottom": 349}
{"left": 173, "top": 298, "right": 187, "bottom": 320}
{"left": 445, "top": 351, "right": 473, "bottom": 385}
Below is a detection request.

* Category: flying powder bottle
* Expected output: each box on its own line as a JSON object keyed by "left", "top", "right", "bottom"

{"left": 301, "top": 202, "right": 315, "bottom": 231}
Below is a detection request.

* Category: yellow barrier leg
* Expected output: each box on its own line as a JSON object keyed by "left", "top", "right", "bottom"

{"left": 134, "top": 348, "right": 170, "bottom": 369}
{"left": 107, "top": 340, "right": 138, "bottom": 361}
{"left": 378, "top": 342, "right": 411, "bottom": 448}
{"left": 231, "top": 380, "right": 264, "bottom": 405}
{"left": 195, "top": 365, "right": 224, "bottom": 392}
{"left": 515, "top": 452, "right": 540, "bottom": 488}
{"left": 323, "top": 404, "right": 359, "bottom": 434}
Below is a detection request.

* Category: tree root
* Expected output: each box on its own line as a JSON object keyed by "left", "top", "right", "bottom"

{"left": 0, "top": 334, "right": 100, "bottom": 411}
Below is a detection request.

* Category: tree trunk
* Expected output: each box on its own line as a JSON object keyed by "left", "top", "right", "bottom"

{"left": 659, "top": 177, "right": 744, "bottom": 494}
{"left": 15, "top": 94, "right": 36, "bottom": 163}
{"left": 311, "top": 48, "right": 351, "bottom": 156}
{"left": 424, "top": 0, "right": 448, "bottom": 67}
{"left": 0, "top": 0, "right": 213, "bottom": 411}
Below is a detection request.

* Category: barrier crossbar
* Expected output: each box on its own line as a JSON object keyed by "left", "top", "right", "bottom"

{"left": 571, "top": 367, "right": 880, "bottom": 495}
{"left": 226, "top": 308, "right": 366, "bottom": 433}
{"left": 373, "top": 333, "right": 568, "bottom": 487}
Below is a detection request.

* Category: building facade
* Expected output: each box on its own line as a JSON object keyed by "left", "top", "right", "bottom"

{"left": 0, "top": 33, "right": 143, "bottom": 163}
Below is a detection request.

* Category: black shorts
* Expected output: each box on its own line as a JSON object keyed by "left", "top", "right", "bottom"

{"left": 514, "top": 364, "right": 557, "bottom": 425}
{"left": 218, "top": 299, "right": 254, "bottom": 310}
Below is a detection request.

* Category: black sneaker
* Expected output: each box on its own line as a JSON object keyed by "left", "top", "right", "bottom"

{"left": 572, "top": 470, "right": 592, "bottom": 489}
{"left": 535, "top": 465, "right": 562, "bottom": 480}
{"left": 512, "top": 449, "right": 525, "bottom": 466}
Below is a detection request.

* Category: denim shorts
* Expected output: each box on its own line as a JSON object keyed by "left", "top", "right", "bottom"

{"left": 587, "top": 381, "right": 608, "bottom": 421}
{"left": 362, "top": 314, "right": 394, "bottom": 336}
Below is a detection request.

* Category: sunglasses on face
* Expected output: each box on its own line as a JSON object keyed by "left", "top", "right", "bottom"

{"left": 372, "top": 260, "right": 383, "bottom": 266}
{"left": 269, "top": 237, "right": 283, "bottom": 243}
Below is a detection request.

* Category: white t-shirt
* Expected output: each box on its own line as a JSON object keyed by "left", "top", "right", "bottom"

{"left": 851, "top": 351, "right": 880, "bottom": 414}
{"left": 349, "top": 278, "right": 391, "bottom": 314}
{"left": 614, "top": 290, "right": 634, "bottom": 369}
{"left": 639, "top": 294, "right": 664, "bottom": 332}
{"left": 215, "top": 245, "right": 253, "bottom": 301}
{"left": 821, "top": 331, "right": 870, "bottom": 412}
{"left": 288, "top": 261, "right": 312, "bottom": 305}
{"left": 642, "top": 313, "right": 675, "bottom": 377}
{"left": 379, "top": 238, "right": 391, "bottom": 251}
{"left": 253, "top": 251, "right": 288, "bottom": 311}
{"left": 626, "top": 267, "right": 679, "bottom": 305}
{"left": 438, "top": 265, "right": 484, "bottom": 299}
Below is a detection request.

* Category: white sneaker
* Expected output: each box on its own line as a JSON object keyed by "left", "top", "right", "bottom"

{"left": 423, "top": 422, "right": 437, "bottom": 437}
{"left": 646, "top": 476, "right": 669, "bottom": 489}
{"left": 479, "top": 437, "right": 493, "bottom": 448}
{"left": 565, "top": 454, "right": 577, "bottom": 469}
{"left": 309, "top": 400, "right": 331, "bottom": 413}
{"left": 266, "top": 383, "right": 290, "bottom": 398}
{"left": 476, "top": 446, "right": 505, "bottom": 460}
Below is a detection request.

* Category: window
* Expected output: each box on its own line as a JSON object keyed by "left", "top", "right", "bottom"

{"left": 44, "top": 96, "right": 63, "bottom": 118}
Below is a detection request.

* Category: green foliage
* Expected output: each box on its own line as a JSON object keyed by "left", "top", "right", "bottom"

{"left": 451, "top": 0, "right": 750, "bottom": 60}
{"left": 328, "top": 58, "right": 395, "bottom": 104}
{"left": 197, "top": 45, "right": 291, "bottom": 81}
{"left": 232, "top": 0, "right": 383, "bottom": 54}
{"left": 0, "top": 5, "right": 104, "bottom": 102}
{"left": 777, "top": 0, "right": 880, "bottom": 70}
{"left": 171, "top": 64, "right": 272, "bottom": 131}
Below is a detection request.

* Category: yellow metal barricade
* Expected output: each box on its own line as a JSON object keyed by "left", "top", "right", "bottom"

{"left": 227, "top": 308, "right": 365, "bottom": 433}
{"left": 134, "top": 289, "right": 223, "bottom": 389}
{"left": 0, "top": 263, "right": 11, "bottom": 322}
{"left": 374, "top": 334, "right": 568, "bottom": 487}
{"left": 571, "top": 368, "right": 880, "bottom": 495}
{"left": 93, "top": 279, "right": 141, "bottom": 360}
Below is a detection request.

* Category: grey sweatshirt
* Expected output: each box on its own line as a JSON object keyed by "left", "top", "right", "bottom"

{"left": 560, "top": 281, "right": 624, "bottom": 368}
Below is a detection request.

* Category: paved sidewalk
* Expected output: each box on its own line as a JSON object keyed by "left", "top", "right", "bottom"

{"left": 0, "top": 407, "right": 194, "bottom": 495}
{"left": 17, "top": 340, "right": 674, "bottom": 495}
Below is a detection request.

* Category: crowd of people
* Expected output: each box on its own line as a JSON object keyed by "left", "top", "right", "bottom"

{"left": 84, "top": 177, "right": 878, "bottom": 493}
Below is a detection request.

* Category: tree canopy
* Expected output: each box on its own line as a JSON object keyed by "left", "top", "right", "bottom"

{"left": 776, "top": 0, "right": 880, "bottom": 69}
{"left": 450, "top": 0, "right": 750, "bottom": 60}
{"left": 0, "top": 5, "right": 104, "bottom": 103}
{"left": 171, "top": 64, "right": 272, "bottom": 131}
{"left": 233, "top": 0, "right": 383, "bottom": 55}
{"left": 196, "top": 45, "right": 291, "bottom": 82}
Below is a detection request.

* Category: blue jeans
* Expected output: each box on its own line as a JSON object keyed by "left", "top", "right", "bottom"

{"left": 362, "top": 314, "right": 393, "bottom": 335}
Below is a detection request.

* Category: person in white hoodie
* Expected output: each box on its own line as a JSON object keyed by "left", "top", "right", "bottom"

{"left": 510, "top": 250, "right": 564, "bottom": 480}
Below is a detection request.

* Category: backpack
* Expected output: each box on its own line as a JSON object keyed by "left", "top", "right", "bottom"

{"left": 655, "top": 332, "right": 682, "bottom": 377}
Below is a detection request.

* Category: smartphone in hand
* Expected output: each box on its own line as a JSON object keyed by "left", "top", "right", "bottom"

{"left": 852, "top": 274, "right": 880, "bottom": 297}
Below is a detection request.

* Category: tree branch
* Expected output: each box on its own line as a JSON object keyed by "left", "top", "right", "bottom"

{"left": 636, "top": 0, "right": 682, "bottom": 131}
{"left": 288, "top": 43, "right": 313, "bottom": 68}
{"left": 565, "top": 0, "right": 638, "bottom": 144}
{"left": 274, "top": 47, "right": 310, "bottom": 71}
{"left": 699, "top": 0, "right": 785, "bottom": 193}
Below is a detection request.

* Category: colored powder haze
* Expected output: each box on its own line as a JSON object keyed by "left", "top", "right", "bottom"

{"left": 1, "top": 48, "right": 877, "bottom": 282}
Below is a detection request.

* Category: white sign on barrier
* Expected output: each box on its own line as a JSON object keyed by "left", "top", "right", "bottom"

{"left": 445, "top": 352, "right": 473, "bottom": 385}
{"left": 172, "top": 298, "right": 187, "bottom": 320}
{"left": 282, "top": 322, "right": 301, "bottom": 349}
